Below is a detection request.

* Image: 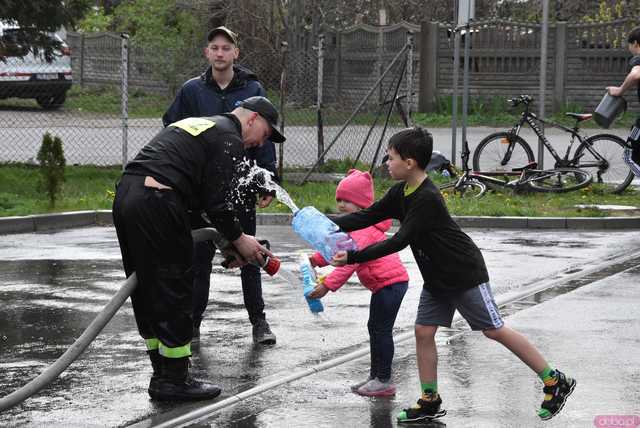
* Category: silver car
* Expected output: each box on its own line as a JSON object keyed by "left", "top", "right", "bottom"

{"left": 0, "top": 22, "right": 72, "bottom": 109}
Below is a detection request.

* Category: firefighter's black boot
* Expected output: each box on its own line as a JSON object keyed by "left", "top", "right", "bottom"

{"left": 148, "top": 356, "right": 222, "bottom": 401}
{"left": 147, "top": 350, "right": 162, "bottom": 376}
{"left": 146, "top": 350, "right": 162, "bottom": 394}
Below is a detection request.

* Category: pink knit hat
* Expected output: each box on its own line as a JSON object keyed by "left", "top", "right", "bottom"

{"left": 336, "top": 169, "right": 374, "bottom": 208}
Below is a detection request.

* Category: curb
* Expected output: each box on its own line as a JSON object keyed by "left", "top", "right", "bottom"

{"left": 1, "top": 211, "right": 640, "bottom": 235}
{"left": 0, "top": 211, "right": 110, "bottom": 235}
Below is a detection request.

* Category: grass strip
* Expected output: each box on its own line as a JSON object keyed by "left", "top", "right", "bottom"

{"left": 1, "top": 165, "right": 638, "bottom": 218}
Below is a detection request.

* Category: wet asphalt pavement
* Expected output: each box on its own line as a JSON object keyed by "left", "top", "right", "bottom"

{"left": 1, "top": 225, "right": 640, "bottom": 427}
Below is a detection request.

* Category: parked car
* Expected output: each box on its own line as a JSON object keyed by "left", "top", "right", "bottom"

{"left": 0, "top": 22, "right": 72, "bottom": 109}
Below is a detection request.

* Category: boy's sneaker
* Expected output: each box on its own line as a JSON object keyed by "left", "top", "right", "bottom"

{"left": 350, "top": 377, "right": 373, "bottom": 392}
{"left": 538, "top": 370, "right": 576, "bottom": 420}
{"left": 397, "top": 392, "right": 447, "bottom": 423}
{"left": 356, "top": 378, "right": 396, "bottom": 397}
{"left": 623, "top": 147, "right": 640, "bottom": 177}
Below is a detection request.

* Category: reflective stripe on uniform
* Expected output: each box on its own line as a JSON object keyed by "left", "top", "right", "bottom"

{"left": 145, "top": 338, "right": 159, "bottom": 350}
{"left": 159, "top": 342, "right": 192, "bottom": 358}
{"left": 169, "top": 118, "right": 216, "bottom": 136}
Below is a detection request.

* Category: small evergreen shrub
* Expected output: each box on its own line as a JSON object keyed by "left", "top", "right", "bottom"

{"left": 37, "top": 133, "right": 66, "bottom": 207}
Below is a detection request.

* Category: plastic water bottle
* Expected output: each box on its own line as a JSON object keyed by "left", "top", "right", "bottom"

{"left": 300, "top": 257, "right": 324, "bottom": 313}
{"left": 292, "top": 206, "right": 357, "bottom": 261}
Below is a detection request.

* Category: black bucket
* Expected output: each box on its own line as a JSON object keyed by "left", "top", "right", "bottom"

{"left": 593, "top": 92, "right": 627, "bottom": 129}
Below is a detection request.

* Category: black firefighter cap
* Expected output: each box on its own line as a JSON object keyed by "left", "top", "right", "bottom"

{"left": 238, "top": 96, "right": 286, "bottom": 143}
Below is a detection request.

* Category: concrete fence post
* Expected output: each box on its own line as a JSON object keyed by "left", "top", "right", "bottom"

{"left": 554, "top": 22, "right": 567, "bottom": 113}
{"left": 418, "top": 22, "right": 438, "bottom": 113}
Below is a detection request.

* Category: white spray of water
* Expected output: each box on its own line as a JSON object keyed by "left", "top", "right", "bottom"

{"left": 235, "top": 161, "right": 328, "bottom": 323}
{"left": 235, "top": 160, "right": 299, "bottom": 214}
{"left": 275, "top": 265, "right": 332, "bottom": 324}
{"left": 275, "top": 266, "right": 299, "bottom": 286}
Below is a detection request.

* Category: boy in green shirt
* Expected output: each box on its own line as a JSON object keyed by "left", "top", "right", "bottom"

{"left": 332, "top": 127, "right": 576, "bottom": 422}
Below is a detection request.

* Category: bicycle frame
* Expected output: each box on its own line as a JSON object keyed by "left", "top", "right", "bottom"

{"left": 447, "top": 135, "right": 592, "bottom": 196}
{"left": 506, "top": 104, "right": 610, "bottom": 170}
{"left": 469, "top": 167, "right": 561, "bottom": 192}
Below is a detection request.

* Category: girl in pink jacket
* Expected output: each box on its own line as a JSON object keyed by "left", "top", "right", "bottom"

{"left": 308, "top": 169, "right": 409, "bottom": 397}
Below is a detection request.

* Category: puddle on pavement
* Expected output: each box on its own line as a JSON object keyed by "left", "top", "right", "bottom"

{"left": 446, "top": 254, "right": 640, "bottom": 338}
{"left": 501, "top": 238, "right": 594, "bottom": 249}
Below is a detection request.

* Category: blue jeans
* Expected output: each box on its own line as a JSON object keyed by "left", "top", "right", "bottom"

{"left": 368, "top": 281, "right": 408, "bottom": 382}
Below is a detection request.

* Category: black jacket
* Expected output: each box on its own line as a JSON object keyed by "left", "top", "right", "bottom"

{"left": 162, "top": 65, "right": 278, "bottom": 183}
{"left": 124, "top": 114, "right": 245, "bottom": 241}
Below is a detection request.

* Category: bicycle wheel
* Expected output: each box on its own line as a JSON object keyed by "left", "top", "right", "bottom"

{"left": 439, "top": 178, "right": 487, "bottom": 198}
{"left": 527, "top": 168, "right": 592, "bottom": 193}
{"left": 473, "top": 132, "right": 535, "bottom": 173}
{"left": 574, "top": 133, "right": 634, "bottom": 194}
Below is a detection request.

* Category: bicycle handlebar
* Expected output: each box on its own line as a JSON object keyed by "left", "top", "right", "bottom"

{"left": 507, "top": 95, "right": 533, "bottom": 107}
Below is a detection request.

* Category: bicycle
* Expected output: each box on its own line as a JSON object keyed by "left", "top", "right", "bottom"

{"left": 472, "top": 95, "right": 633, "bottom": 194}
{"left": 439, "top": 137, "right": 592, "bottom": 198}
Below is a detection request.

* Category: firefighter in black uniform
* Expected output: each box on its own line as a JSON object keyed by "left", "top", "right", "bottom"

{"left": 112, "top": 96, "right": 285, "bottom": 401}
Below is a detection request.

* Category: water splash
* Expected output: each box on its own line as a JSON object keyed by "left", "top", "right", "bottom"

{"left": 273, "top": 264, "right": 331, "bottom": 321}
{"left": 274, "top": 266, "right": 299, "bottom": 286}
{"left": 236, "top": 160, "right": 299, "bottom": 213}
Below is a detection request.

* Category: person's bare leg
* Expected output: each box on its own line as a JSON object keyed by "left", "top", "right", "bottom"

{"left": 396, "top": 324, "right": 445, "bottom": 422}
{"left": 484, "top": 324, "right": 576, "bottom": 420}
{"left": 482, "top": 325, "right": 547, "bottom": 373}
{"left": 415, "top": 324, "right": 439, "bottom": 384}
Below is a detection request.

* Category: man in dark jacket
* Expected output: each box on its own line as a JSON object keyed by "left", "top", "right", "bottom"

{"left": 163, "top": 26, "right": 278, "bottom": 345}
{"left": 113, "top": 97, "right": 286, "bottom": 401}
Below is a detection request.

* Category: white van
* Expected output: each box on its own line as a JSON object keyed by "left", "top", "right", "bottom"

{"left": 0, "top": 22, "right": 72, "bottom": 109}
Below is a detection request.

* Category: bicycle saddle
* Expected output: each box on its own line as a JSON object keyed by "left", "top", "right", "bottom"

{"left": 565, "top": 113, "right": 593, "bottom": 122}
{"left": 511, "top": 161, "right": 538, "bottom": 172}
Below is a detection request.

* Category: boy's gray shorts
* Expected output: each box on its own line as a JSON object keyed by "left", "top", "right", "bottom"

{"left": 416, "top": 282, "right": 504, "bottom": 331}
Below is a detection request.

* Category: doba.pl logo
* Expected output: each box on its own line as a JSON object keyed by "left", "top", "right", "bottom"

{"left": 594, "top": 415, "right": 640, "bottom": 428}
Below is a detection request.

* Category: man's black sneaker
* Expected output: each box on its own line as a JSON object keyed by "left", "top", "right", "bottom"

{"left": 538, "top": 370, "right": 576, "bottom": 420}
{"left": 252, "top": 319, "right": 276, "bottom": 345}
{"left": 397, "top": 392, "right": 447, "bottom": 423}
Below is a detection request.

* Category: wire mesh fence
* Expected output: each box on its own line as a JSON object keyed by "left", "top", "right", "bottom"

{"left": 1, "top": 17, "right": 637, "bottom": 198}
{"left": 281, "top": 24, "right": 417, "bottom": 176}
{"left": 0, "top": 32, "right": 163, "bottom": 168}
{"left": 0, "top": 23, "right": 419, "bottom": 191}
{"left": 0, "top": 30, "right": 200, "bottom": 199}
